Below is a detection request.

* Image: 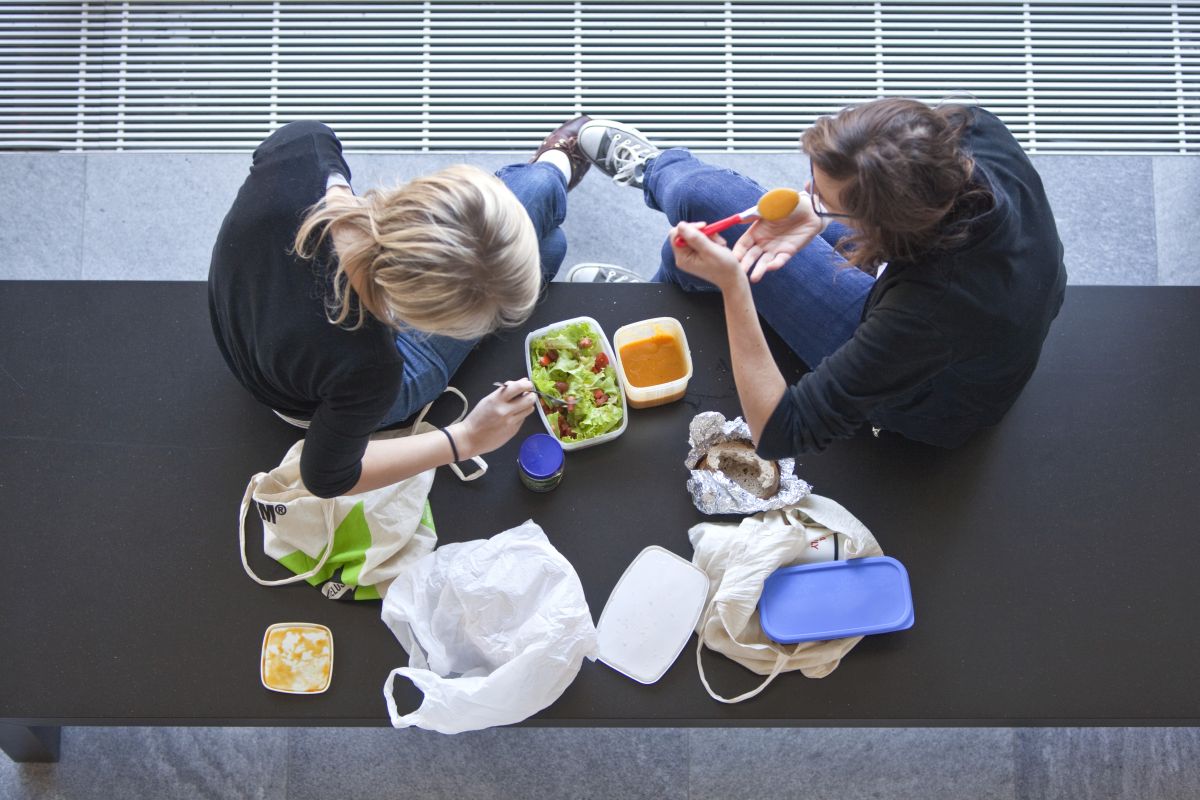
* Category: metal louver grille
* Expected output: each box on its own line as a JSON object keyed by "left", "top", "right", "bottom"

{"left": 2, "top": 1, "right": 1198, "bottom": 152}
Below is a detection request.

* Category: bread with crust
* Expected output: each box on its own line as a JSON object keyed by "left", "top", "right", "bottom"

{"left": 699, "top": 441, "right": 781, "bottom": 499}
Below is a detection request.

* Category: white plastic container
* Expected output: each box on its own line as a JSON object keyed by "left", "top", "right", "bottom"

{"left": 524, "top": 315, "right": 628, "bottom": 451}
{"left": 260, "top": 622, "right": 334, "bottom": 695}
{"left": 595, "top": 546, "right": 710, "bottom": 684}
{"left": 611, "top": 317, "right": 693, "bottom": 409}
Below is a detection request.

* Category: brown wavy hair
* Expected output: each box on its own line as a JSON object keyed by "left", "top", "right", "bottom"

{"left": 802, "top": 98, "right": 994, "bottom": 272}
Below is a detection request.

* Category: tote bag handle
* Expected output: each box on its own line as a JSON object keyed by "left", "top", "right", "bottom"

{"left": 410, "top": 386, "right": 488, "bottom": 482}
{"left": 694, "top": 600, "right": 789, "bottom": 704}
{"left": 238, "top": 472, "right": 338, "bottom": 586}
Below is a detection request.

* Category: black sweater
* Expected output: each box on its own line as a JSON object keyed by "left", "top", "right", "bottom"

{"left": 208, "top": 121, "right": 403, "bottom": 498}
{"left": 757, "top": 108, "right": 1067, "bottom": 457}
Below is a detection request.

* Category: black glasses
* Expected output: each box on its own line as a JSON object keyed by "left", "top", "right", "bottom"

{"left": 809, "top": 169, "right": 854, "bottom": 219}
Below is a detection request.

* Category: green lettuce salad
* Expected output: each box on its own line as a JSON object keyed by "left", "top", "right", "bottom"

{"left": 529, "top": 321, "right": 623, "bottom": 443}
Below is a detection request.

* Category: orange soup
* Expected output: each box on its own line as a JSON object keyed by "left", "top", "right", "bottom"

{"left": 619, "top": 332, "right": 687, "bottom": 387}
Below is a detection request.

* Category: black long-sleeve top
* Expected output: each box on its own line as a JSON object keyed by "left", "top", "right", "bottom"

{"left": 757, "top": 108, "right": 1067, "bottom": 457}
{"left": 208, "top": 121, "right": 402, "bottom": 498}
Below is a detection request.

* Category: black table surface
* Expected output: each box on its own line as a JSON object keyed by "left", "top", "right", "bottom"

{"left": 1, "top": 282, "right": 1198, "bottom": 727}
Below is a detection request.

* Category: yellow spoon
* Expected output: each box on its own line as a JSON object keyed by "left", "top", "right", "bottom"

{"left": 673, "top": 187, "right": 801, "bottom": 247}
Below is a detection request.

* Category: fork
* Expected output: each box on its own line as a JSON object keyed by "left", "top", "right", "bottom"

{"left": 493, "top": 381, "right": 568, "bottom": 408}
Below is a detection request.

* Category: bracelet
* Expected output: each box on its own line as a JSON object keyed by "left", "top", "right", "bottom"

{"left": 438, "top": 426, "right": 460, "bottom": 463}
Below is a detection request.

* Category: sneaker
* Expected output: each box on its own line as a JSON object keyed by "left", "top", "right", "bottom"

{"left": 577, "top": 119, "right": 661, "bottom": 189}
{"left": 530, "top": 114, "right": 592, "bottom": 190}
{"left": 565, "top": 263, "right": 646, "bottom": 284}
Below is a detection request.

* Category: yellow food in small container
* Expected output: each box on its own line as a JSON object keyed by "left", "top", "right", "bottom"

{"left": 613, "top": 318, "right": 693, "bottom": 409}
{"left": 260, "top": 622, "right": 333, "bottom": 694}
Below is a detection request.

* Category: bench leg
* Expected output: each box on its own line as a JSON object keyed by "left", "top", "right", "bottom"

{"left": 0, "top": 724, "right": 61, "bottom": 763}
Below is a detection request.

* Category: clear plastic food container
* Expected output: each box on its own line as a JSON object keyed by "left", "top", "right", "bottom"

{"left": 260, "top": 622, "right": 334, "bottom": 695}
{"left": 524, "top": 315, "right": 628, "bottom": 451}
{"left": 612, "top": 317, "right": 693, "bottom": 409}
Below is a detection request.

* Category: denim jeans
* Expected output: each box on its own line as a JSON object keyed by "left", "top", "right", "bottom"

{"left": 381, "top": 162, "right": 568, "bottom": 426}
{"left": 642, "top": 148, "right": 873, "bottom": 370}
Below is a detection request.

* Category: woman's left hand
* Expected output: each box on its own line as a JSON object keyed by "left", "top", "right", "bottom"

{"left": 670, "top": 222, "right": 746, "bottom": 292}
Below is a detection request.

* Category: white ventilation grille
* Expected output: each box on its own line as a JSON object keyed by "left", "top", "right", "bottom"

{"left": 2, "top": 0, "right": 1197, "bottom": 152}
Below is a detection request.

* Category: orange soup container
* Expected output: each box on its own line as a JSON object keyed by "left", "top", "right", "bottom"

{"left": 612, "top": 317, "right": 693, "bottom": 409}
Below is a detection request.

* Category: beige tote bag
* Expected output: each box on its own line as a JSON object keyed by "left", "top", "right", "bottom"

{"left": 689, "top": 493, "right": 884, "bottom": 703}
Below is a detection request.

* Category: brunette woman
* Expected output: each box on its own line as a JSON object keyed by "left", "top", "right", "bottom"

{"left": 572, "top": 101, "right": 1066, "bottom": 454}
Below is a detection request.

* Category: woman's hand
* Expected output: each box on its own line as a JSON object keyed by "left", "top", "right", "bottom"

{"left": 731, "top": 198, "right": 824, "bottom": 283}
{"left": 451, "top": 378, "right": 538, "bottom": 458}
{"left": 670, "top": 222, "right": 746, "bottom": 293}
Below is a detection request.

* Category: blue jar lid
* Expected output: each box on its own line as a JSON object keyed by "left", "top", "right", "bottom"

{"left": 518, "top": 433, "right": 564, "bottom": 479}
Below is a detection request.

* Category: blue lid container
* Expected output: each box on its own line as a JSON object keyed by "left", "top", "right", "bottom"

{"left": 518, "top": 433, "right": 564, "bottom": 478}
{"left": 758, "top": 556, "right": 915, "bottom": 644}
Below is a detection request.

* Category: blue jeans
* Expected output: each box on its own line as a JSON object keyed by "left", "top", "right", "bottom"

{"left": 642, "top": 148, "right": 873, "bottom": 369}
{"left": 381, "top": 162, "right": 568, "bottom": 426}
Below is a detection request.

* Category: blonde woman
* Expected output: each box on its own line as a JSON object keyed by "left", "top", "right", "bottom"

{"left": 209, "top": 117, "right": 592, "bottom": 497}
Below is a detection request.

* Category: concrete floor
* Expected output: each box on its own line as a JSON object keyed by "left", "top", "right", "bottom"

{"left": 2, "top": 150, "right": 1199, "bottom": 799}
{"left": 1, "top": 151, "right": 1197, "bottom": 286}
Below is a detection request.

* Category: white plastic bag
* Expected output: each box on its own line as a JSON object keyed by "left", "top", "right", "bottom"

{"left": 380, "top": 520, "right": 597, "bottom": 734}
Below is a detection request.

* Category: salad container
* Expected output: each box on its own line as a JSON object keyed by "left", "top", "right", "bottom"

{"left": 524, "top": 315, "right": 628, "bottom": 451}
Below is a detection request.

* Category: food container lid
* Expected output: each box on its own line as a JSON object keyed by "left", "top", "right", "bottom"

{"left": 518, "top": 433, "right": 564, "bottom": 479}
{"left": 596, "top": 546, "right": 710, "bottom": 684}
{"left": 758, "top": 556, "right": 915, "bottom": 644}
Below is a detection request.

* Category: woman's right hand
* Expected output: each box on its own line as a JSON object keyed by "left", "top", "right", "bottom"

{"left": 731, "top": 197, "right": 825, "bottom": 282}
{"left": 451, "top": 378, "right": 538, "bottom": 459}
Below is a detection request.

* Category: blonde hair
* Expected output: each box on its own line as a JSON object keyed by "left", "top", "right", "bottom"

{"left": 293, "top": 164, "right": 542, "bottom": 340}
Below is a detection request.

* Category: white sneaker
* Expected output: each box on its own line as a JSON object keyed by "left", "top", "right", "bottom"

{"left": 577, "top": 119, "right": 661, "bottom": 189}
{"left": 564, "top": 263, "right": 646, "bottom": 284}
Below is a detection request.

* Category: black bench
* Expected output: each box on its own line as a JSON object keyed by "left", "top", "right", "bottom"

{"left": 2, "top": 281, "right": 1198, "bottom": 763}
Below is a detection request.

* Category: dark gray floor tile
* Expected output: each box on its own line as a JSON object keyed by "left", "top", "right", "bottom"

{"left": 1031, "top": 156, "right": 1156, "bottom": 286}
{"left": 81, "top": 154, "right": 249, "bottom": 280}
{"left": 1153, "top": 157, "right": 1200, "bottom": 286}
{"left": 0, "top": 727, "right": 287, "bottom": 800}
{"left": 561, "top": 172, "right": 666, "bottom": 281}
{"left": 287, "top": 727, "right": 688, "bottom": 800}
{"left": 346, "top": 153, "right": 514, "bottom": 193}
{"left": 1015, "top": 728, "right": 1200, "bottom": 800}
{"left": 689, "top": 728, "right": 1015, "bottom": 800}
{"left": 0, "top": 154, "right": 85, "bottom": 280}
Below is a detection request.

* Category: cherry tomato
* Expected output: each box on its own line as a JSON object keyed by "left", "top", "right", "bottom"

{"left": 554, "top": 381, "right": 568, "bottom": 394}
{"left": 578, "top": 337, "right": 592, "bottom": 349}
{"left": 538, "top": 354, "right": 551, "bottom": 366}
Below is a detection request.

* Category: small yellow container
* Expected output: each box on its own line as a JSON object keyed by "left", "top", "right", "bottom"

{"left": 260, "top": 622, "right": 334, "bottom": 695}
{"left": 612, "top": 317, "right": 693, "bottom": 409}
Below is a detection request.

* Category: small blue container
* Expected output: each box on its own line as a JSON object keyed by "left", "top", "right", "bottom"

{"left": 758, "top": 556, "right": 915, "bottom": 643}
{"left": 517, "top": 433, "right": 565, "bottom": 492}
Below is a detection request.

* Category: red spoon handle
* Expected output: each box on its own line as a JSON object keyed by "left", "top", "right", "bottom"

{"left": 673, "top": 212, "right": 745, "bottom": 247}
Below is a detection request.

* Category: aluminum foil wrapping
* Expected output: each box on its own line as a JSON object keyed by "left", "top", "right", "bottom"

{"left": 684, "top": 411, "right": 811, "bottom": 515}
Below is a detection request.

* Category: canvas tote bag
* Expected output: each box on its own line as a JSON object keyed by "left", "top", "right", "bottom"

{"left": 689, "top": 492, "right": 884, "bottom": 703}
{"left": 238, "top": 388, "right": 486, "bottom": 600}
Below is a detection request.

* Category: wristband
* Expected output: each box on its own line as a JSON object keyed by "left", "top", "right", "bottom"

{"left": 438, "top": 426, "right": 460, "bottom": 463}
